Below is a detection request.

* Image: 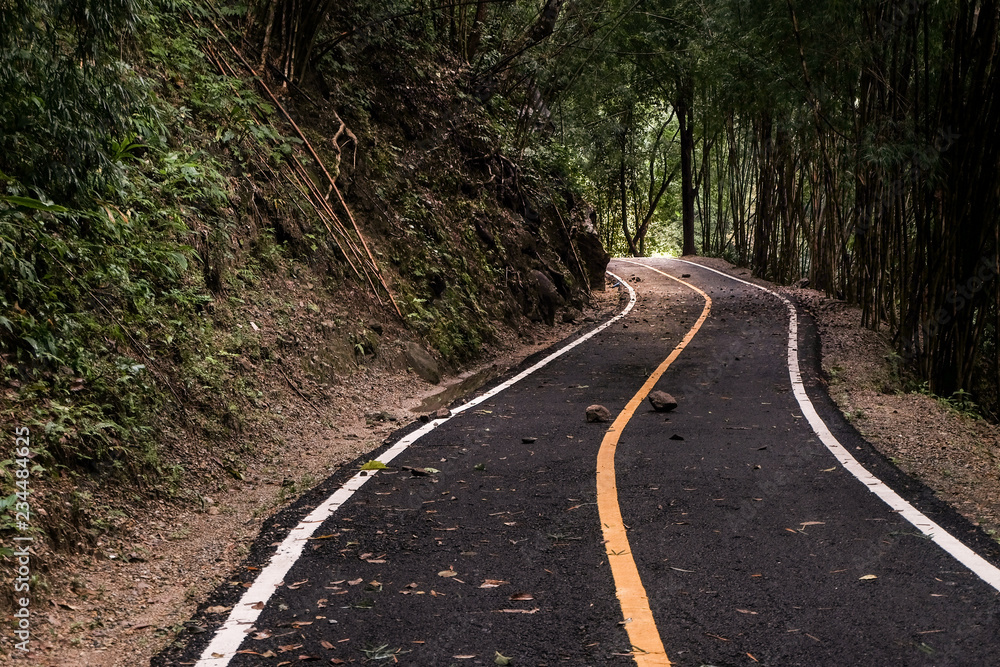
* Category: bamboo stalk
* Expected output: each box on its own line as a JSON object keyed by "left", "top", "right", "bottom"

{"left": 205, "top": 13, "right": 403, "bottom": 319}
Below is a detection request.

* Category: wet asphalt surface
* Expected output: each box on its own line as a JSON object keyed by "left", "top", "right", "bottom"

{"left": 158, "top": 258, "right": 1000, "bottom": 666}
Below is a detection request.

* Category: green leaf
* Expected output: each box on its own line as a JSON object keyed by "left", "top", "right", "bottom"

{"left": 1, "top": 195, "right": 68, "bottom": 212}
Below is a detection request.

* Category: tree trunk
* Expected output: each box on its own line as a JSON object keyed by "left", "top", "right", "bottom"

{"left": 677, "top": 77, "right": 696, "bottom": 256}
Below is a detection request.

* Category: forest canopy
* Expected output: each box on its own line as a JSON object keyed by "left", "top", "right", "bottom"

{"left": 327, "top": 0, "right": 997, "bottom": 416}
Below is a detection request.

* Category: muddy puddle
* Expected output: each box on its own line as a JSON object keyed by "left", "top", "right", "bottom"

{"left": 412, "top": 364, "right": 499, "bottom": 413}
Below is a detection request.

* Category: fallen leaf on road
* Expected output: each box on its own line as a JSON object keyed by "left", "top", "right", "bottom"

{"left": 704, "top": 632, "right": 730, "bottom": 642}
{"left": 347, "top": 578, "right": 363, "bottom": 585}
{"left": 799, "top": 522, "right": 825, "bottom": 527}
{"left": 821, "top": 467, "right": 837, "bottom": 472}
{"left": 452, "top": 655, "right": 477, "bottom": 659}
{"left": 287, "top": 579, "right": 309, "bottom": 590}
{"left": 278, "top": 644, "right": 304, "bottom": 652}
{"left": 498, "top": 608, "right": 539, "bottom": 614}
{"left": 859, "top": 574, "right": 878, "bottom": 580}
{"left": 736, "top": 609, "right": 758, "bottom": 615}
{"left": 205, "top": 606, "right": 230, "bottom": 614}
{"left": 670, "top": 567, "right": 695, "bottom": 573}
{"left": 438, "top": 569, "right": 458, "bottom": 578}
{"left": 480, "top": 579, "right": 508, "bottom": 588}
{"left": 251, "top": 602, "right": 265, "bottom": 610}
{"left": 320, "top": 640, "right": 335, "bottom": 649}
{"left": 509, "top": 593, "right": 534, "bottom": 601}
{"left": 251, "top": 630, "right": 272, "bottom": 640}
{"left": 495, "top": 651, "right": 513, "bottom": 665}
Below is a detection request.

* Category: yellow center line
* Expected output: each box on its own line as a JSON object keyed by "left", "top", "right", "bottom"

{"left": 598, "top": 260, "right": 712, "bottom": 666}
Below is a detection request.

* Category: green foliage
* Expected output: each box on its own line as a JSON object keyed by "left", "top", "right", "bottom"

{"left": 0, "top": 0, "right": 148, "bottom": 202}
{"left": 0, "top": 170, "right": 201, "bottom": 470}
{"left": 0, "top": 0, "right": 284, "bottom": 484}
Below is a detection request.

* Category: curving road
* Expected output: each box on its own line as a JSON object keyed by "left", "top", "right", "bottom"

{"left": 157, "top": 258, "right": 1000, "bottom": 667}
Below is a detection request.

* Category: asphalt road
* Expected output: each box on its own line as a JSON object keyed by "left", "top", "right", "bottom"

{"left": 158, "top": 258, "right": 1000, "bottom": 667}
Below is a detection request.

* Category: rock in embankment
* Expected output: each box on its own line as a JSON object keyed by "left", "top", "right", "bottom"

{"left": 530, "top": 269, "right": 563, "bottom": 326}
{"left": 572, "top": 215, "right": 611, "bottom": 290}
{"left": 404, "top": 342, "right": 440, "bottom": 384}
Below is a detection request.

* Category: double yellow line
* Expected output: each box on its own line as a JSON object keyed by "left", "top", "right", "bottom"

{"left": 597, "top": 261, "right": 712, "bottom": 666}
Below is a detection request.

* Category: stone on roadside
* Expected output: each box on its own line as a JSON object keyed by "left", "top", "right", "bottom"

{"left": 648, "top": 390, "right": 678, "bottom": 412}
{"left": 404, "top": 342, "right": 441, "bottom": 384}
{"left": 434, "top": 407, "right": 451, "bottom": 419}
{"left": 562, "top": 308, "right": 582, "bottom": 324}
{"left": 586, "top": 404, "right": 612, "bottom": 423}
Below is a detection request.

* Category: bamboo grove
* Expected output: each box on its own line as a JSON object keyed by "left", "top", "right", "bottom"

{"left": 688, "top": 1, "right": 1000, "bottom": 413}
{"left": 391, "top": 0, "right": 1000, "bottom": 416}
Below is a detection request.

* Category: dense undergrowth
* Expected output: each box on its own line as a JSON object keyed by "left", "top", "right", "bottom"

{"left": 0, "top": 0, "right": 606, "bottom": 562}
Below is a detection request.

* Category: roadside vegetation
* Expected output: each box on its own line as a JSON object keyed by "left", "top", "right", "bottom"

{"left": 0, "top": 0, "right": 607, "bottom": 570}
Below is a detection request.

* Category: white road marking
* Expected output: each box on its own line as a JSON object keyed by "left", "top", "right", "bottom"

{"left": 194, "top": 272, "right": 638, "bottom": 666}
{"left": 673, "top": 258, "right": 1000, "bottom": 592}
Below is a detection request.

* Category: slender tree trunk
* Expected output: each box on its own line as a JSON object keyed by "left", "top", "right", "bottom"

{"left": 677, "top": 77, "right": 696, "bottom": 256}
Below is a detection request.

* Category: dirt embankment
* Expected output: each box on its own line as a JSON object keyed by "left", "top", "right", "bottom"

{"left": 7, "top": 284, "right": 623, "bottom": 666}
{"left": 2, "top": 14, "right": 616, "bottom": 663}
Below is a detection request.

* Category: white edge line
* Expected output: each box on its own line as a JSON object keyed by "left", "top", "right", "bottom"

{"left": 673, "top": 258, "right": 1000, "bottom": 592}
{"left": 195, "top": 271, "right": 639, "bottom": 666}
